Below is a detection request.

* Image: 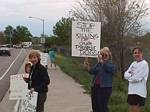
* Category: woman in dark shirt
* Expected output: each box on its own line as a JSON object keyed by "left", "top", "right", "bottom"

{"left": 27, "top": 50, "right": 50, "bottom": 112}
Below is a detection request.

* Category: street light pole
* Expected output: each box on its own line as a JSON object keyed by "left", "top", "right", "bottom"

{"left": 42, "top": 19, "right": 44, "bottom": 38}
{"left": 28, "top": 16, "right": 45, "bottom": 37}
{"left": 29, "top": 16, "right": 45, "bottom": 51}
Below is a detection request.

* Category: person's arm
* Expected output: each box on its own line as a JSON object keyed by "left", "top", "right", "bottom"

{"left": 128, "top": 62, "right": 149, "bottom": 83}
{"left": 124, "top": 63, "right": 134, "bottom": 80}
{"left": 89, "top": 63, "right": 102, "bottom": 75}
{"left": 103, "top": 62, "right": 116, "bottom": 75}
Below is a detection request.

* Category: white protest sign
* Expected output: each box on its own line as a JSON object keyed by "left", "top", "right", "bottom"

{"left": 40, "top": 53, "right": 48, "bottom": 67}
{"left": 21, "top": 91, "right": 38, "bottom": 112}
{"left": 9, "top": 74, "right": 28, "bottom": 100}
{"left": 72, "top": 21, "right": 101, "bottom": 57}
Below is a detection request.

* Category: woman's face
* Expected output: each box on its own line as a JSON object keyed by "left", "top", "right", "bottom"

{"left": 133, "top": 49, "right": 143, "bottom": 62}
{"left": 29, "top": 55, "right": 39, "bottom": 65}
{"left": 102, "top": 52, "right": 109, "bottom": 61}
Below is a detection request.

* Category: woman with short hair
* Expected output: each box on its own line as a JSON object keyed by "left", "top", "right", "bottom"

{"left": 124, "top": 47, "right": 149, "bottom": 112}
{"left": 26, "top": 50, "right": 50, "bottom": 112}
{"left": 84, "top": 47, "right": 116, "bottom": 112}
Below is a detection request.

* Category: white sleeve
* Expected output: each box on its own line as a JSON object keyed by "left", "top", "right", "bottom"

{"left": 128, "top": 62, "right": 149, "bottom": 83}
{"left": 124, "top": 63, "right": 133, "bottom": 80}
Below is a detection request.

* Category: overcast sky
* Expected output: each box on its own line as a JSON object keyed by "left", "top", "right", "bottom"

{"left": 0, "top": 0, "right": 76, "bottom": 36}
{"left": 0, "top": 0, "right": 150, "bottom": 36}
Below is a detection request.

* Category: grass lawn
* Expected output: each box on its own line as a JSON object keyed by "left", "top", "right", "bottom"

{"left": 56, "top": 54, "right": 150, "bottom": 112}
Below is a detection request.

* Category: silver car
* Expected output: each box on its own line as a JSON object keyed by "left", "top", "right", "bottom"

{"left": 0, "top": 47, "right": 11, "bottom": 56}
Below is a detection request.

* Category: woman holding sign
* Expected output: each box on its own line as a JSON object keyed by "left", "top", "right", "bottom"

{"left": 26, "top": 50, "right": 50, "bottom": 112}
{"left": 84, "top": 47, "right": 116, "bottom": 112}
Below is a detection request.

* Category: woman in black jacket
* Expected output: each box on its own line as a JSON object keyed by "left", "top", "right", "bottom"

{"left": 28, "top": 50, "right": 50, "bottom": 112}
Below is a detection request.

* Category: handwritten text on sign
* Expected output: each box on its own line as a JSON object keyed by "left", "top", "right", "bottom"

{"left": 21, "top": 91, "right": 38, "bottom": 112}
{"left": 40, "top": 53, "right": 48, "bottom": 66}
{"left": 72, "top": 21, "right": 101, "bottom": 57}
{"left": 9, "top": 74, "right": 28, "bottom": 100}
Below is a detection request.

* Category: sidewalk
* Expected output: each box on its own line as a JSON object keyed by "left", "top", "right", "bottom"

{"left": 45, "top": 63, "right": 92, "bottom": 112}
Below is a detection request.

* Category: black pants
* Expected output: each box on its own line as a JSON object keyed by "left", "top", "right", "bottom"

{"left": 91, "top": 85, "right": 112, "bottom": 112}
{"left": 36, "top": 93, "right": 47, "bottom": 112}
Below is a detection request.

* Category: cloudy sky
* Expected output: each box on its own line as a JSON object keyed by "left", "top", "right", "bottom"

{"left": 0, "top": 0, "right": 150, "bottom": 36}
{"left": 0, "top": 0, "right": 76, "bottom": 36}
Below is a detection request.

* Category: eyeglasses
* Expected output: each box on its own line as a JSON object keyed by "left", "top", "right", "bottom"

{"left": 102, "top": 54, "right": 108, "bottom": 57}
{"left": 133, "top": 52, "right": 140, "bottom": 54}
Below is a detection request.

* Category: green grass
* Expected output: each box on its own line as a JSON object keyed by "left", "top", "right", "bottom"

{"left": 56, "top": 54, "right": 150, "bottom": 112}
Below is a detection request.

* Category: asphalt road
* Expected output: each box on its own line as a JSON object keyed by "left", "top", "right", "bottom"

{"left": 0, "top": 48, "right": 29, "bottom": 102}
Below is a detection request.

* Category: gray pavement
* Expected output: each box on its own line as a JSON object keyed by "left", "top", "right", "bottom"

{"left": 45, "top": 64, "right": 92, "bottom": 112}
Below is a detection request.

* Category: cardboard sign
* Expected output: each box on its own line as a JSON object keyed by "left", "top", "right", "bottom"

{"left": 40, "top": 53, "right": 48, "bottom": 66}
{"left": 72, "top": 21, "right": 101, "bottom": 57}
{"left": 9, "top": 74, "right": 28, "bottom": 100}
{"left": 21, "top": 91, "right": 38, "bottom": 112}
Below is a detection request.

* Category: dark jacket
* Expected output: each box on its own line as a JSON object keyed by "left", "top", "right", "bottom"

{"left": 28, "top": 62, "right": 50, "bottom": 93}
{"left": 89, "top": 60, "right": 116, "bottom": 87}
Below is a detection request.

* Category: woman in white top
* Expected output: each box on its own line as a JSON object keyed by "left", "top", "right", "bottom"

{"left": 124, "top": 47, "right": 149, "bottom": 112}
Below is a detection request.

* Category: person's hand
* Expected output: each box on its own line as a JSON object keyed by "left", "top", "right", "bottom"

{"left": 97, "top": 52, "right": 103, "bottom": 63}
{"left": 23, "top": 77, "right": 29, "bottom": 83}
{"left": 29, "top": 88, "right": 34, "bottom": 95}
{"left": 84, "top": 58, "right": 90, "bottom": 71}
{"left": 128, "top": 71, "right": 134, "bottom": 77}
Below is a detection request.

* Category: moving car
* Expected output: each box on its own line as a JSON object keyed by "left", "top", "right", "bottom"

{"left": 0, "top": 47, "right": 11, "bottom": 56}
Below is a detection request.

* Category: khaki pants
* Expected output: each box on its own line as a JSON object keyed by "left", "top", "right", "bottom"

{"left": 36, "top": 93, "right": 47, "bottom": 112}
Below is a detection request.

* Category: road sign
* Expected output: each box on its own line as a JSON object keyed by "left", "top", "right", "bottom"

{"left": 40, "top": 38, "right": 45, "bottom": 44}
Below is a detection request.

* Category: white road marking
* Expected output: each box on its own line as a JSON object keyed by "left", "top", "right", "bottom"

{"left": 0, "top": 49, "right": 23, "bottom": 81}
{"left": 14, "top": 100, "right": 20, "bottom": 112}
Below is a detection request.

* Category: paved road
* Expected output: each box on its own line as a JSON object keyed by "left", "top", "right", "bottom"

{"left": 0, "top": 48, "right": 29, "bottom": 102}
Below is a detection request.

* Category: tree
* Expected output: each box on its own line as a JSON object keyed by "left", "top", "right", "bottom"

{"left": 45, "top": 36, "right": 58, "bottom": 47}
{"left": 0, "top": 32, "right": 6, "bottom": 44}
{"left": 13, "top": 25, "right": 32, "bottom": 44}
{"left": 70, "top": 0, "right": 149, "bottom": 75}
{"left": 53, "top": 17, "right": 72, "bottom": 47}
{"left": 4, "top": 25, "right": 32, "bottom": 44}
{"left": 4, "top": 25, "right": 14, "bottom": 44}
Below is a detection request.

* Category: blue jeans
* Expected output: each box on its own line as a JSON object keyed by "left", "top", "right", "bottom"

{"left": 91, "top": 85, "right": 112, "bottom": 112}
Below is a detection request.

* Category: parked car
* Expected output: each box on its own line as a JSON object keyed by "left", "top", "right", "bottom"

{"left": 0, "top": 47, "right": 11, "bottom": 56}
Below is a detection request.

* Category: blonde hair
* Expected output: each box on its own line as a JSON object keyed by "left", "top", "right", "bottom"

{"left": 28, "top": 50, "right": 41, "bottom": 61}
{"left": 100, "top": 47, "right": 112, "bottom": 60}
